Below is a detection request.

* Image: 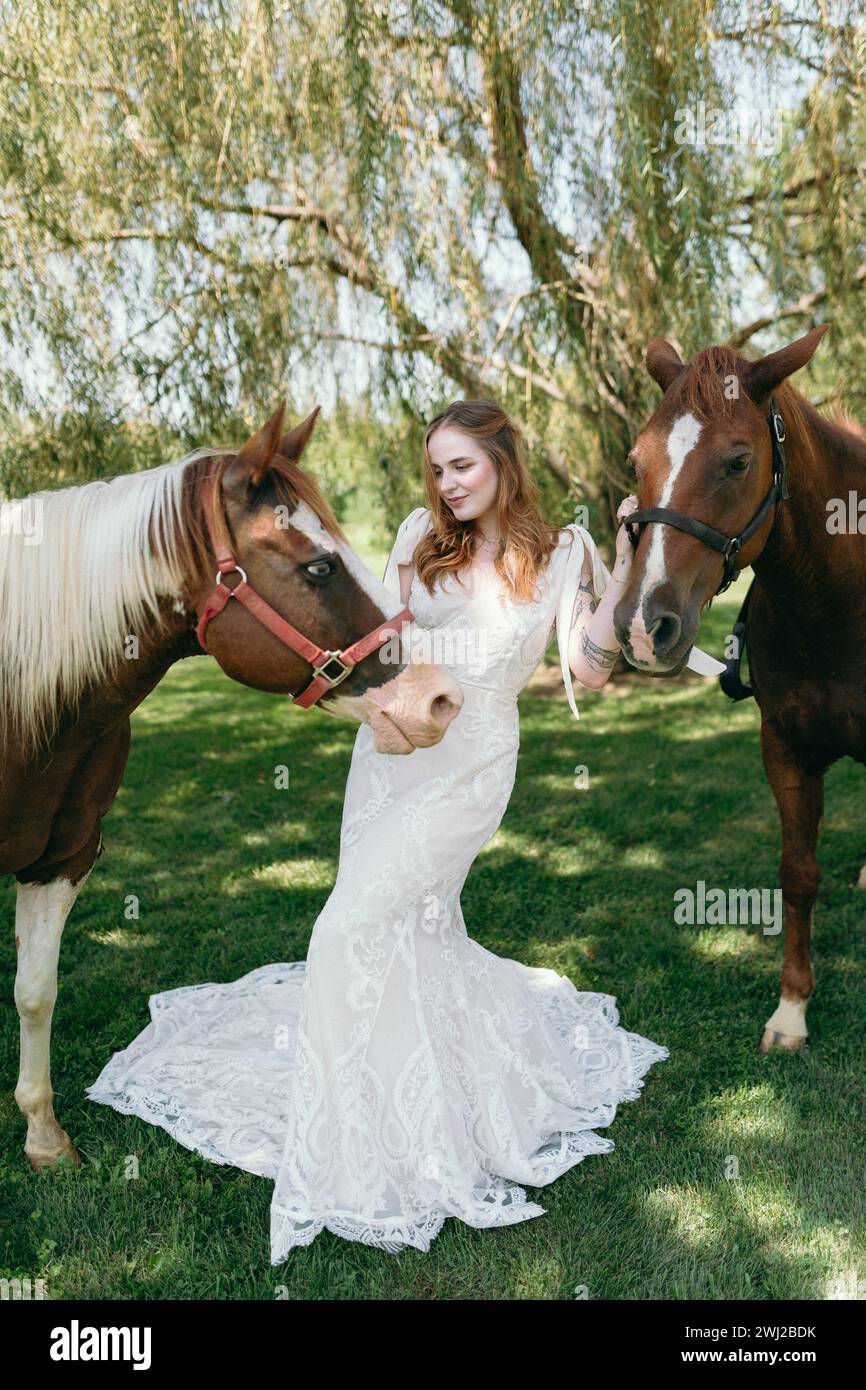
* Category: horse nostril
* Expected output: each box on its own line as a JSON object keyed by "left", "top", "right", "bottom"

{"left": 430, "top": 689, "right": 462, "bottom": 727}
{"left": 648, "top": 612, "right": 682, "bottom": 654}
{"left": 432, "top": 694, "right": 453, "bottom": 723}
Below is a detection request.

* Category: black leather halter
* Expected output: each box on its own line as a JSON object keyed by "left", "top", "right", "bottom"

{"left": 624, "top": 396, "right": 790, "bottom": 596}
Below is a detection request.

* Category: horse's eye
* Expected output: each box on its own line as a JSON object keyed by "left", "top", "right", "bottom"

{"left": 727, "top": 456, "right": 751, "bottom": 474}
{"left": 304, "top": 557, "right": 337, "bottom": 580}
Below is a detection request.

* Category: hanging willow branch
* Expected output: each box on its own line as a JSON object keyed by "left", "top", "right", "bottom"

{"left": 1, "top": 0, "right": 864, "bottom": 538}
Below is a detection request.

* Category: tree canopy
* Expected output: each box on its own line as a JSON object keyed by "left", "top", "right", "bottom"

{"left": 1, "top": 1, "right": 864, "bottom": 536}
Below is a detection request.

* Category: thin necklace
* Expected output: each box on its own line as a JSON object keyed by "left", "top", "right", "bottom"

{"left": 475, "top": 533, "right": 501, "bottom": 551}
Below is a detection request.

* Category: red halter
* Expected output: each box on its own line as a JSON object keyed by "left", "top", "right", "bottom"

{"left": 195, "top": 462, "right": 414, "bottom": 708}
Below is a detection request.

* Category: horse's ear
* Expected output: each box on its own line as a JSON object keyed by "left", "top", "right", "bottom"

{"left": 278, "top": 405, "right": 321, "bottom": 462}
{"left": 230, "top": 402, "right": 287, "bottom": 487}
{"left": 743, "top": 324, "right": 829, "bottom": 403}
{"left": 646, "top": 338, "right": 684, "bottom": 392}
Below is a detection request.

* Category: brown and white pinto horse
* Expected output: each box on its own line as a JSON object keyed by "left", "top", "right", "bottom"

{"left": 613, "top": 325, "right": 866, "bottom": 1051}
{"left": 1, "top": 402, "right": 462, "bottom": 1167}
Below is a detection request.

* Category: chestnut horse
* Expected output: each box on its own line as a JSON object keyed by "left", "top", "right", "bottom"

{"left": 613, "top": 325, "right": 866, "bottom": 1051}
{"left": 1, "top": 402, "right": 462, "bottom": 1167}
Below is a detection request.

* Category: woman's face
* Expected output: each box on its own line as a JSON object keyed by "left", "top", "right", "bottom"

{"left": 427, "top": 425, "right": 499, "bottom": 521}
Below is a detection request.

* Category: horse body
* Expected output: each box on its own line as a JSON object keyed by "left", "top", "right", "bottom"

{"left": 749, "top": 403, "right": 866, "bottom": 764}
{"left": 4, "top": 598, "right": 231, "bottom": 1166}
{"left": 745, "top": 412, "right": 866, "bottom": 1048}
{"left": 614, "top": 326, "right": 866, "bottom": 1050}
{"left": 748, "top": 575, "right": 866, "bottom": 775}
{"left": 2, "top": 601, "right": 189, "bottom": 881}
{"left": 2, "top": 404, "right": 462, "bottom": 1165}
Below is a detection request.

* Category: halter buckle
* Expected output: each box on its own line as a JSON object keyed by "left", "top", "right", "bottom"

{"left": 772, "top": 410, "right": 786, "bottom": 444}
{"left": 313, "top": 651, "right": 354, "bottom": 686}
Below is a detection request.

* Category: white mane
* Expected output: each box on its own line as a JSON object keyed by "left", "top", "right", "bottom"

{"left": 0, "top": 445, "right": 230, "bottom": 760}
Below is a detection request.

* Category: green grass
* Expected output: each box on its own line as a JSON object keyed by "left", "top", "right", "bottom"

{"left": 1, "top": 573, "right": 865, "bottom": 1301}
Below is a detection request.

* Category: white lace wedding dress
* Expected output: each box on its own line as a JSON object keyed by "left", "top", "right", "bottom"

{"left": 87, "top": 510, "right": 710, "bottom": 1262}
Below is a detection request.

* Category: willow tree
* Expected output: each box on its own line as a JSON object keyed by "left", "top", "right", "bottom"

{"left": 1, "top": 0, "right": 864, "bottom": 536}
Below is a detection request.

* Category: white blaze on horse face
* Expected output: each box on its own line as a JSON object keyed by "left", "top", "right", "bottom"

{"left": 284, "top": 500, "right": 463, "bottom": 745}
{"left": 285, "top": 500, "right": 412, "bottom": 725}
{"left": 287, "top": 501, "right": 406, "bottom": 622}
{"left": 628, "top": 413, "right": 703, "bottom": 664}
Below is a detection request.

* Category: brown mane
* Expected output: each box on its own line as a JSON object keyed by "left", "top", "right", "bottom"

{"left": 176, "top": 450, "right": 349, "bottom": 586}
{"left": 826, "top": 403, "right": 866, "bottom": 446}
{"left": 667, "top": 344, "right": 823, "bottom": 470}
{"left": 672, "top": 342, "right": 866, "bottom": 469}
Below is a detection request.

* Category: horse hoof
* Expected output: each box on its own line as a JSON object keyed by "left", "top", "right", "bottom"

{"left": 760, "top": 1028, "right": 807, "bottom": 1054}
{"left": 26, "top": 1140, "right": 81, "bottom": 1170}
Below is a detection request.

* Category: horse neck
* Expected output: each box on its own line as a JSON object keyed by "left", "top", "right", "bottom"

{"left": 752, "top": 398, "right": 866, "bottom": 624}
{"left": 74, "top": 605, "right": 201, "bottom": 750}
{"left": 85, "top": 452, "right": 218, "bottom": 719}
{"left": 1, "top": 454, "right": 210, "bottom": 765}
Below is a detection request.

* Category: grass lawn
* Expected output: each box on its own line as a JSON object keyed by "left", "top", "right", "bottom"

{"left": 1, "top": 566, "right": 865, "bottom": 1301}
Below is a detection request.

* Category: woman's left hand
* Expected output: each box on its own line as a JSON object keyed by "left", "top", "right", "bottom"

{"left": 614, "top": 494, "right": 639, "bottom": 567}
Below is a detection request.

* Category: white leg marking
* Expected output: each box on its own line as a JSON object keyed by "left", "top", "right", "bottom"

{"left": 14, "top": 875, "right": 90, "bottom": 1159}
{"left": 629, "top": 413, "right": 703, "bottom": 663}
{"left": 764, "top": 994, "right": 809, "bottom": 1039}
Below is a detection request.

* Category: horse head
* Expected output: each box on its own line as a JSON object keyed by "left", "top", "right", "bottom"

{"left": 188, "top": 404, "right": 462, "bottom": 753}
{"left": 613, "top": 325, "right": 829, "bottom": 673}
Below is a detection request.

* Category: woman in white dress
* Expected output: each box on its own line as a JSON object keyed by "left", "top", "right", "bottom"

{"left": 87, "top": 399, "right": 720, "bottom": 1262}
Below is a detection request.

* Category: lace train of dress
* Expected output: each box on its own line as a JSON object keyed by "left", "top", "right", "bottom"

{"left": 86, "top": 510, "right": 683, "bottom": 1262}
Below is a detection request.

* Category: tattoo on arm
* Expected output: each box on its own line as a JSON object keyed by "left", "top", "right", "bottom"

{"left": 571, "top": 580, "right": 597, "bottom": 629}
{"left": 570, "top": 555, "right": 618, "bottom": 672}
{"left": 580, "top": 629, "right": 619, "bottom": 671}
{"left": 578, "top": 577, "right": 599, "bottom": 614}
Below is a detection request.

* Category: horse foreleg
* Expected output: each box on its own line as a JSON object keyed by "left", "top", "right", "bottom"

{"left": 759, "top": 720, "right": 823, "bottom": 1053}
{"left": 14, "top": 835, "right": 100, "bottom": 1167}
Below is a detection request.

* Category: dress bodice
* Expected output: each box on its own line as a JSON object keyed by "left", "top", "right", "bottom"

{"left": 383, "top": 506, "right": 609, "bottom": 720}
{"left": 407, "top": 565, "right": 554, "bottom": 698}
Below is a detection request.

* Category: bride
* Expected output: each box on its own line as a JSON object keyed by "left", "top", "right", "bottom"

{"left": 87, "top": 398, "right": 721, "bottom": 1262}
